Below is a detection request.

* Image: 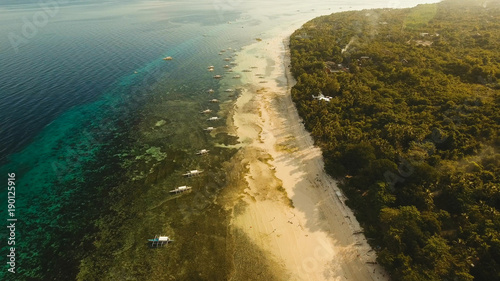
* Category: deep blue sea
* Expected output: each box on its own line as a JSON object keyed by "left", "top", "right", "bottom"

{"left": 0, "top": 0, "right": 440, "bottom": 279}
{"left": 0, "top": 0, "right": 246, "bottom": 165}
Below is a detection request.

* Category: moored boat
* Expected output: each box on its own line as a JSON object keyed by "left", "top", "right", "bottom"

{"left": 148, "top": 235, "right": 173, "bottom": 247}
{"left": 183, "top": 170, "right": 203, "bottom": 177}
{"left": 196, "top": 149, "right": 209, "bottom": 155}
{"left": 170, "top": 185, "right": 192, "bottom": 193}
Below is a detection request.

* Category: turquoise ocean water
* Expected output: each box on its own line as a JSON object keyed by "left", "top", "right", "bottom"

{"left": 0, "top": 0, "right": 440, "bottom": 279}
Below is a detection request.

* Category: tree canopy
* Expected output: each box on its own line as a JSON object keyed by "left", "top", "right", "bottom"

{"left": 290, "top": 1, "right": 500, "bottom": 280}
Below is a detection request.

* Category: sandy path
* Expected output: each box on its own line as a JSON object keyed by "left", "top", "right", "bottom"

{"left": 222, "top": 31, "right": 390, "bottom": 281}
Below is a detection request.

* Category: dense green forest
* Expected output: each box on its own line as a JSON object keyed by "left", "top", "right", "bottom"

{"left": 289, "top": 1, "right": 499, "bottom": 280}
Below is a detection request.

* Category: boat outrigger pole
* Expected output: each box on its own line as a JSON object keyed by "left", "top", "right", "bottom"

{"left": 148, "top": 235, "right": 173, "bottom": 247}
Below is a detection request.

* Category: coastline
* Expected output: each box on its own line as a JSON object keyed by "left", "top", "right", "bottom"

{"left": 224, "top": 31, "right": 389, "bottom": 280}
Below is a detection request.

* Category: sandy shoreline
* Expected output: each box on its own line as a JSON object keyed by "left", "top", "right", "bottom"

{"left": 223, "top": 30, "right": 390, "bottom": 281}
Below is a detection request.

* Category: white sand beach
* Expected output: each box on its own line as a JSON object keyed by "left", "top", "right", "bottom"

{"left": 223, "top": 29, "right": 390, "bottom": 281}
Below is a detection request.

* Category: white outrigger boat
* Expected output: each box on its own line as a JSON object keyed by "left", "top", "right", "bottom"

{"left": 170, "top": 185, "right": 192, "bottom": 194}
{"left": 209, "top": 99, "right": 219, "bottom": 103}
{"left": 148, "top": 235, "right": 173, "bottom": 247}
{"left": 213, "top": 75, "right": 222, "bottom": 79}
{"left": 183, "top": 170, "right": 203, "bottom": 177}
{"left": 200, "top": 109, "right": 212, "bottom": 114}
{"left": 207, "top": 116, "right": 219, "bottom": 121}
{"left": 224, "top": 88, "right": 235, "bottom": 92}
{"left": 204, "top": 126, "right": 215, "bottom": 131}
{"left": 196, "top": 149, "right": 209, "bottom": 155}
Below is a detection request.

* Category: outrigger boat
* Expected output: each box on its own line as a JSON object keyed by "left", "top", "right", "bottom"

{"left": 148, "top": 235, "right": 173, "bottom": 247}
{"left": 200, "top": 109, "right": 212, "bottom": 114}
{"left": 213, "top": 75, "right": 222, "bottom": 79}
{"left": 209, "top": 99, "right": 219, "bottom": 103}
{"left": 170, "top": 185, "right": 192, "bottom": 193}
{"left": 207, "top": 116, "right": 219, "bottom": 121}
{"left": 196, "top": 149, "right": 209, "bottom": 155}
{"left": 183, "top": 170, "right": 203, "bottom": 177}
{"left": 163, "top": 56, "right": 173, "bottom": 60}
{"left": 204, "top": 126, "right": 215, "bottom": 131}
